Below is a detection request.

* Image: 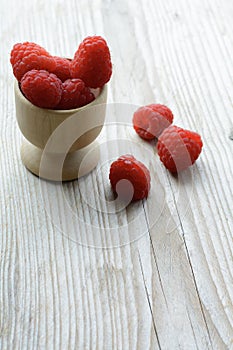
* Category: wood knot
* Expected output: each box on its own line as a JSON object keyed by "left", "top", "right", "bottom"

{"left": 229, "top": 128, "right": 233, "bottom": 140}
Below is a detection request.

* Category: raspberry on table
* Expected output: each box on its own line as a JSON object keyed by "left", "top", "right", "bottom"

{"left": 56, "top": 78, "right": 95, "bottom": 110}
{"left": 13, "top": 53, "right": 56, "bottom": 81}
{"left": 157, "top": 125, "right": 203, "bottom": 173}
{"left": 10, "top": 42, "right": 50, "bottom": 67}
{"left": 70, "top": 36, "right": 112, "bottom": 88}
{"left": 51, "top": 56, "right": 71, "bottom": 82}
{"left": 21, "top": 69, "right": 63, "bottom": 109}
{"left": 109, "top": 155, "right": 151, "bottom": 201}
{"left": 133, "top": 104, "right": 174, "bottom": 141}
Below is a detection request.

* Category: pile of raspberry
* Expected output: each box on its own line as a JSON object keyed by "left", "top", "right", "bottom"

{"left": 109, "top": 104, "right": 203, "bottom": 202}
{"left": 10, "top": 37, "right": 112, "bottom": 110}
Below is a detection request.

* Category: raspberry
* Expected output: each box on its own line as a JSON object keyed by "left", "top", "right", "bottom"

{"left": 157, "top": 125, "right": 203, "bottom": 173}
{"left": 56, "top": 79, "right": 95, "bottom": 110}
{"left": 51, "top": 56, "right": 71, "bottom": 82}
{"left": 10, "top": 42, "right": 50, "bottom": 66}
{"left": 70, "top": 36, "right": 112, "bottom": 88}
{"left": 13, "top": 53, "right": 56, "bottom": 81}
{"left": 133, "top": 104, "right": 174, "bottom": 140}
{"left": 21, "top": 69, "right": 62, "bottom": 109}
{"left": 109, "top": 155, "right": 151, "bottom": 201}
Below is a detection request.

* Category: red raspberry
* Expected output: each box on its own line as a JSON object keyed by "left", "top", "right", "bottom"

{"left": 56, "top": 79, "right": 95, "bottom": 110}
{"left": 109, "top": 155, "right": 151, "bottom": 201}
{"left": 133, "top": 104, "right": 174, "bottom": 140}
{"left": 21, "top": 69, "right": 62, "bottom": 109}
{"left": 157, "top": 125, "right": 203, "bottom": 173}
{"left": 13, "top": 53, "right": 56, "bottom": 81}
{"left": 70, "top": 36, "right": 112, "bottom": 88}
{"left": 10, "top": 42, "right": 50, "bottom": 66}
{"left": 51, "top": 56, "right": 71, "bottom": 82}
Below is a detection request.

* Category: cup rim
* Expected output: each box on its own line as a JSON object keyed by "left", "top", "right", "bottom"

{"left": 14, "top": 79, "right": 107, "bottom": 115}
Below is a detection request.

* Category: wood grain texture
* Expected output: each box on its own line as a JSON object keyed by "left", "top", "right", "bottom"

{"left": 1, "top": 0, "right": 233, "bottom": 349}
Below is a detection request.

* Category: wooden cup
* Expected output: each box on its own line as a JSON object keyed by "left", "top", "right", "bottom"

{"left": 14, "top": 81, "right": 107, "bottom": 181}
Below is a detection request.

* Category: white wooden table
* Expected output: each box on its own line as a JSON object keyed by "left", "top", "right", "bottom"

{"left": 1, "top": 0, "right": 233, "bottom": 349}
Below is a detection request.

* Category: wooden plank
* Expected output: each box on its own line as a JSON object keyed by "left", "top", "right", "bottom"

{"left": 136, "top": 0, "right": 233, "bottom": 347}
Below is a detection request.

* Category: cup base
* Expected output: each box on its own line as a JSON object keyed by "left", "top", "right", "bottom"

{"left": 20, "top": 139, "right": 100, "bottom": 181}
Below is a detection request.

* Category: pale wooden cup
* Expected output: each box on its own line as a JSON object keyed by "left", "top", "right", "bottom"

{"left": 14, "top": 81, "right": 107, "bottom": 181}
